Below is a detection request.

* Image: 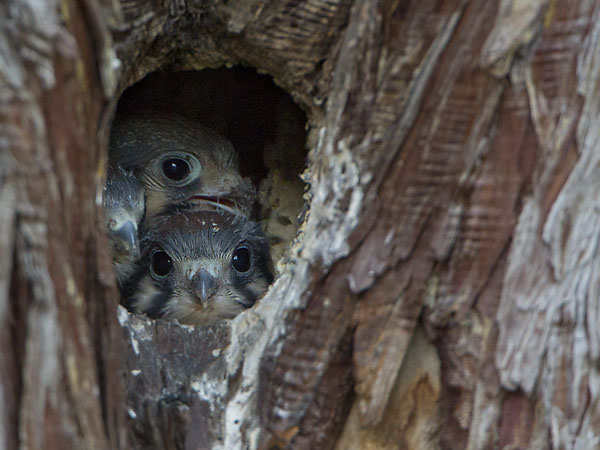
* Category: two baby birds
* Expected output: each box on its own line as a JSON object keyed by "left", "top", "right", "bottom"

{"left": 103, "top": 114, "right": 272, "bottom": 325}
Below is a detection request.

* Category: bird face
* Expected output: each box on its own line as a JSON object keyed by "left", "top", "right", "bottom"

{"left": 139, "top": 149, "right": 251, "bottom": 219}
{"left": 109, "top": 114, "right": 255, "bottom": 220}
{"left": 103, "top": 168, "right": 145, "bottom": 285}
{"left": 129, "top": 210, "right": 273, "bottom": 325}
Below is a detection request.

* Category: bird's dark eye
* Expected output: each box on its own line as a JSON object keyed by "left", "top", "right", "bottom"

{"left": 162, "top": 158, "right": 191, "bottom": 181}
{"left": 232, "top": 246, "right": 251, "bottom": 273}
{"left": 151, "top": 251, "right": 173, "bottom": 277}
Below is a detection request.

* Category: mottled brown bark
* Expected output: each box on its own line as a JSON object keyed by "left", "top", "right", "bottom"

{"left": 1, "top": 0, "right": 123, "bottom": 447}
{"left": 2, "top": 0, "right": 599, "bottom": 449}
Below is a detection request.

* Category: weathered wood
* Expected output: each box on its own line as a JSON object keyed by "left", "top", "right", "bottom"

{"left": 3, "top": 0, "right": 600, "bottom": 448}
{"left": 119, "top": 307, "right": 230, "bottom": 448}
{"left": 0, "top": 0, "right": 124, "bottom": 447}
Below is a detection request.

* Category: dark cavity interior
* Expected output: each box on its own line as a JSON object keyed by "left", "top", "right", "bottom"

{"left": 113, "top": 67, "right": 308, "bottom": 266}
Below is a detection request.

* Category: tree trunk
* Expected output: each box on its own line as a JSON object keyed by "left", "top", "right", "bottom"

{"left": 2, "top": 0, "right": 599, "bottom": 449}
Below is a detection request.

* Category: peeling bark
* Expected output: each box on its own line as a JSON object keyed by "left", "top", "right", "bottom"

{"left": 2, "top": 0, "right": 600, "bottom": 449}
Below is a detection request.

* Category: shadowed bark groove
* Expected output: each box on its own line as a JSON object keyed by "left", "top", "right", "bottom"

{"left": 2, "top": 0, "right": 599, "bottom": 449}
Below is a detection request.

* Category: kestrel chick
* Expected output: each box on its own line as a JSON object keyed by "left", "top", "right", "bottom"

{"left": 109, "top": 113, "right": 255, "bottom": 220}
{"left": 103, "top": 167, "right": 145, "bottom": 285}
{"left": 126, "top": 209, "right": 273, "bottom": 325}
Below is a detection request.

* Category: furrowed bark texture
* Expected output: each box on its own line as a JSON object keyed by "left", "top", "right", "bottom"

{"left": 2, "top": 0, "right": 600, "bottom": 449}
{"left": 0, "top": 0, "right": 124, "bottom": 448}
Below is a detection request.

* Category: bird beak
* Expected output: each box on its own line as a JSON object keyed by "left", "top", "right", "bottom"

{"left": 193, "top": 268, "right": 216, "bottom": 307}
{"left": 110, "top": 220, "right": 140, "bottom": 260}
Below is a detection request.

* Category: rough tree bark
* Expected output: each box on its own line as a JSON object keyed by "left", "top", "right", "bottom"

{"left": 2, "top": 0, "right": 599, "bottom": 449}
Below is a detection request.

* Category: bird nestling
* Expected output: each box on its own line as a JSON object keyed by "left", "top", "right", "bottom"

{"left": 109, "top": 113, "right": 255, "bottom": 221}
{"left": 103, "top": 167, "right": 145, "bottom": 285}
{"left": 125, "top": 209, "right": 273, "bottom": 325}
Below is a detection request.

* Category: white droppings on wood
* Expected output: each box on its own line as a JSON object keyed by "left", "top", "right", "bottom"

{"left": 301, "top": 131, "right": 364, "bottom": 267}
{"left": 218, "top": 106, "right": 371, "bottom": 445}
{"left": 130, "top": 336, "right": 139, "bottom": 355}
{"left": 220, "top": 7, "right": 465, "bottom": 441}
{"left": 117, "top": 304, "right": 130, "bottom": 326}
{"left": 220, "top": 3, "right": 450, "bottom": 440}
{"left": 129, "top": 318, "right": 153, "bottom": 339}
{"left": 221, "top": 269, "right": 309, "bottom": 448}
{"left": 127, "top": 407, "right": 138, "bottom": 419}
{"left": 190, "top": 372, "right": 228, "bottom": 412}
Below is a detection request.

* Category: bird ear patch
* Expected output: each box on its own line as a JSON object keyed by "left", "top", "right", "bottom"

{"left": 245, "top": 278, "right": 270, "bottom": 302}
{"left": 131, "top": 277, "right": 163, "bottom": 316}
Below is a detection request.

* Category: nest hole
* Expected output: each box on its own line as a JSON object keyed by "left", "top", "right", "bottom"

{"left": 112, "top": 66, "right": 308, "bottom": 283}
{"left": 108, "top": 67, "right": 312, "bottom": 449}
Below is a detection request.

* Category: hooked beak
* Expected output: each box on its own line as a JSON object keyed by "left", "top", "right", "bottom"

{"left": 110, "top": 220, "right": 140, "bottom": 260}
{"left": 193, "top": 268, "right": 216, "bottom": 307}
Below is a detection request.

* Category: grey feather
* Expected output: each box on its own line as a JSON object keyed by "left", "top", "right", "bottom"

{"left": 103, "top": 167, "right": 145, "bottom": 285}
{"left": 128, "top": 209, "right": 273, "bottom": 325}
{"left": 108, "top": 113, "right": 255, "bottom": 219}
